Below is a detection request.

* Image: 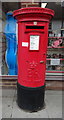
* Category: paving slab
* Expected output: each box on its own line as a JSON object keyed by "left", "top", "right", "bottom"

{"left": 2, "top": 89, "right": 16, "bottom": 98}
{"left": 0, "top": 96, "right": 2, "bottom": 119}
{"left": 12, "top": 100, "right": 49, "bottom": 118}
{"left": 2, "top": 97, "right": 13, "bottom": 118}
{"left": 1, "top": 89, "right": 62, "bottom": 119}
{"left": 45, "top": 90, "right": 62, "bottom": 95}
{"left": 45, "top": 94, "right": 62, "bottom": 118}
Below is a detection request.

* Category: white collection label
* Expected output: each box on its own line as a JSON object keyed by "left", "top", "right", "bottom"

{"left": 22, "top": 42, "right": 28, "bottom": 47}
{"left": 30, "top": 35, "right": 39, "bottom": 50}
{"left": 51, "top": 59, "right": 60, "bottom": 65}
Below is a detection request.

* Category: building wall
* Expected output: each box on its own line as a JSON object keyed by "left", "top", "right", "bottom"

{"left": 52, "top": 20, "right": 62, "bottom": 35}
{"left": 0, "top": 1, "right": 6, "bottom": 75}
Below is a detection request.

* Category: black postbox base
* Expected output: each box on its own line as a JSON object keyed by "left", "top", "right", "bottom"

{"left": 17, "top": 83, "right": 45, "bottom": 112}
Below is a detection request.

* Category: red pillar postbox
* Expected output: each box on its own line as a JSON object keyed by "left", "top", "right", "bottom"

{"left": 13, "top": 7, "right": 54, "bottom": 111}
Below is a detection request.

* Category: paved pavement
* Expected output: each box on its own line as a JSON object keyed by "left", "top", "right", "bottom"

{"left": 0, "top": 88, "right": 62, "bottom": 119}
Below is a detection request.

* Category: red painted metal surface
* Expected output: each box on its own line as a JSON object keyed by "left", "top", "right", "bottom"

{"left": 46, "top": 71, "right": 64, "bottom": 73}
{"left": 13, "top": 7, "right": 54, "bottom": 87}
{"left": 48, "top": 46, "right": 64, "bottom": 48}
{"left": 48, "top": 37, "right": 64, "bottom": 39}
{"left": 47, "top": 58, "right": 64, "bottom": 60}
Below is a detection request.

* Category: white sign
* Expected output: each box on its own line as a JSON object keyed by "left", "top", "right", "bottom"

{"left": 50, "top": 59, "right": 60, "bottom": 65}
{"left": 22, "top": 42, "right": 28, "bottom": 47}
{"left": 30, "top": 35, "right": 39, "bottom": 50}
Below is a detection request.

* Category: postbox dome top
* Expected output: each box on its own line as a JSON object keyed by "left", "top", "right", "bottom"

{"left": 13, "top": 7, "right": 54, "bottom": 22}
